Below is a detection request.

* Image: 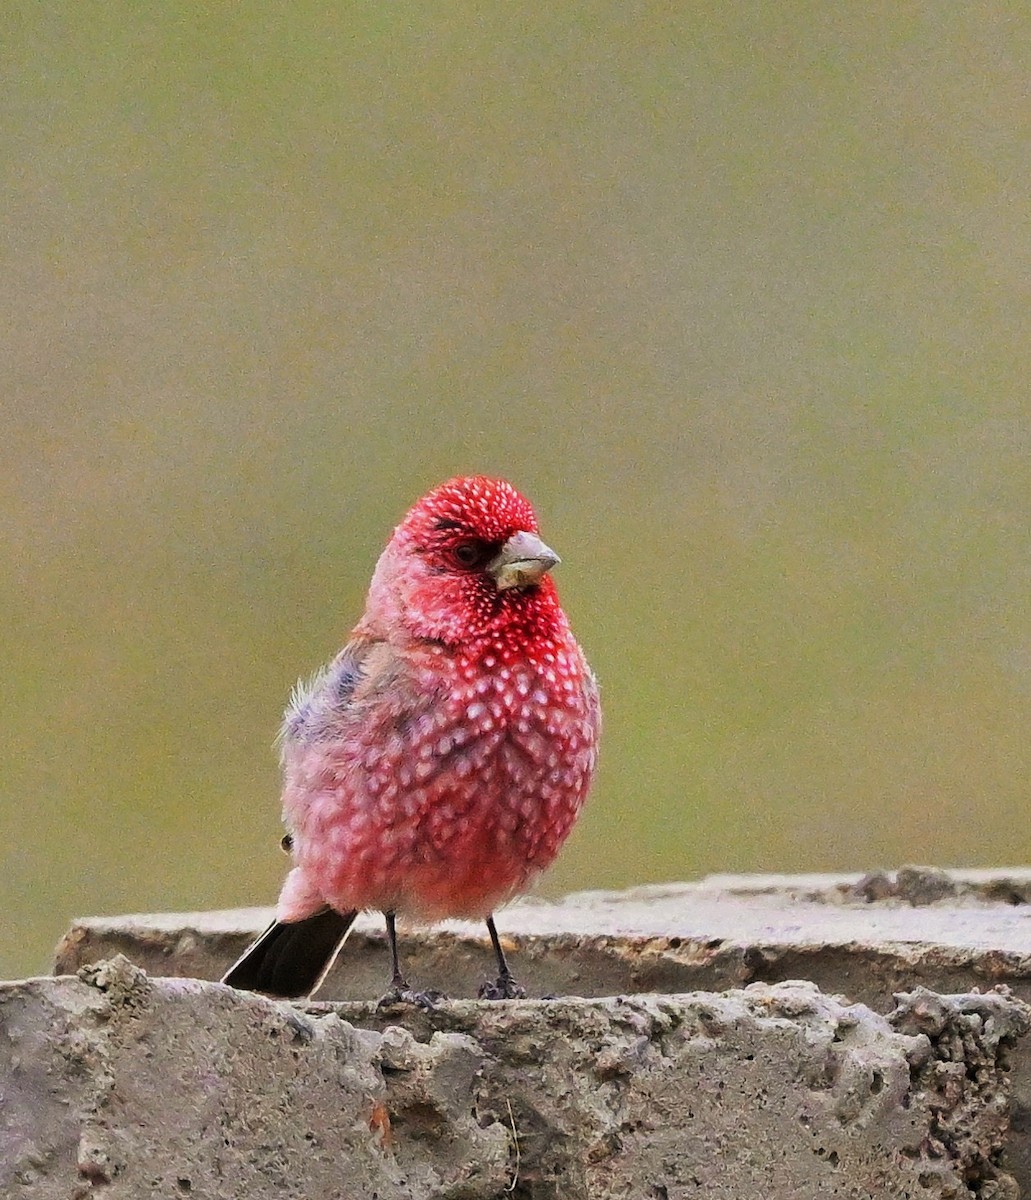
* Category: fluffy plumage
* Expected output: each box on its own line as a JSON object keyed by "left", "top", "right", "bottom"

{"left": 223, "top": 476, "right": 600, "bottom": 1001}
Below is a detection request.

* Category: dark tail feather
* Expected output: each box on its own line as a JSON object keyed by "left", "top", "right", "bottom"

{"left": 221, "top": 908, "right": 358, "bottom": 999}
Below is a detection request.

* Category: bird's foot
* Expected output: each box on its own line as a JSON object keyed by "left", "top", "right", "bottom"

{"left": 376, "top": 982, "right": 446, "bottom": 1011}
{"left": 478, "top": 973, "right": 527, "bottom": 1000}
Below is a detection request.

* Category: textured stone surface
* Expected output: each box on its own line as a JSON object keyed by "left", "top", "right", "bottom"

{"left": 3, "top": 956, "right": 1028, "bottom": 1199}
{"left": 51, "top": 868, "right": 1031, "bottom": 1193}
{"left": 1, "top": 958, "right": 509, "bottom": 1199}
{"left": 55, "top": 868, "right": 1031, "bottom": 1009}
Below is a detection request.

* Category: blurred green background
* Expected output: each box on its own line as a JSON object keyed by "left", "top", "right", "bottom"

{"left": 3, "top": 4, "right": 1029, "bottom": 981}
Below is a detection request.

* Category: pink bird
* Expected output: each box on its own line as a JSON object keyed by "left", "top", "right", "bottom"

{"left": 223, "top": 476, "right": 600, "bottom": 1003}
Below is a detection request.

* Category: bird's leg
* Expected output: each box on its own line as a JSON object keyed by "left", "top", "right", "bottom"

{"left": 478, "top": 914, "right": 527, "bottom": 1000}
{"left": 386, "top": 910, "right": 407, "bottom": 990}
{"left": 376, "top": 911, "right": 445, "bottom": 1010}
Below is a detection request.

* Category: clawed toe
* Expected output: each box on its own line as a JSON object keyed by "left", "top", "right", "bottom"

{"left": 478, "top": 974, "right": 527, "bottom": 1000}
{"left": 377, "top": 985, "right": 446, "bottom": 1011}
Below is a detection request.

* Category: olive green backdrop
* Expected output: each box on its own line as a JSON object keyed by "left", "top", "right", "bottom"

{"left": 3, "top": 4, "right": 1029, "bottom": 980}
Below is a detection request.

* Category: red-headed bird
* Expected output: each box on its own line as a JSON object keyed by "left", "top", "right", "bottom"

{"left": 222, "top": 476, "right": 600, "bottom": 1002}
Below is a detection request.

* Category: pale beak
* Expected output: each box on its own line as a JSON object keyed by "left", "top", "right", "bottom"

{"left": 488, "top": 531, "right": 561, "bottom": 591}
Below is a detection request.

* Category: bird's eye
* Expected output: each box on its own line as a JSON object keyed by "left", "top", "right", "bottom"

{"left": 451, "top": 540, "right": 491, "bottom": 569}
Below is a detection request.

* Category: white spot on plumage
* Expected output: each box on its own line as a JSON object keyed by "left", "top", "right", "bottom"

{"left": 499, "top": 809, "right": 519, "bottom": 832}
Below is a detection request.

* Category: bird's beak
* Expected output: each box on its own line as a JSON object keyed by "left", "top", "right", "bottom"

{"left": 488, "top": 531, "right": 561, "bottom": 591}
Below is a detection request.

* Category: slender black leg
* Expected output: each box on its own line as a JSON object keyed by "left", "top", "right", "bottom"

{"left": 376, "top": 911, "right": 446, "bottom": 1010}
{"left": 478, "top": 915, "right": 527, "bottom": 1000}
{"left": 486, "top": 915, "right": 512, "bottom": 980}
{"left": 386, "top": 911, "right": 407, "bottom": 990}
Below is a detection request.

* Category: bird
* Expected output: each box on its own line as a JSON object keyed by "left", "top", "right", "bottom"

{"left": 221, "top": 475, "right": 600, "bottom": 1004}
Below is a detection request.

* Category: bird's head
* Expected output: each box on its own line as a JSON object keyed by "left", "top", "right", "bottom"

{"left": 362, "top": 476, "right": 565, "bottom": 646}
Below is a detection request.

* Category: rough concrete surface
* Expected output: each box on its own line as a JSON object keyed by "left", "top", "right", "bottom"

{"left": 3, "top": 955, "right": 1028, "bottom": 1199}
{"left": 55, "top": 867, "right": 1031, "bottom": 1009}
{"left": 51, "top": 867, "right": 1031, "bottom": 1195}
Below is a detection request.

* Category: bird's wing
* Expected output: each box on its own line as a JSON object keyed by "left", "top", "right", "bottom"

{"left": 327, "top": 638, "right": 369, "bottom": 709}
{"left": 280, "top": 635, "right": 415, "bottom": 748}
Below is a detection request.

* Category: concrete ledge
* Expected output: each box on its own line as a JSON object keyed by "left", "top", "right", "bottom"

{"left": 3, "top": 956, "right": 1028, "bottom": 1199}
{"left": 54, "top": 867, "right": 1031, "bottom": 1010}
{"left": 28, "top": 869, "right": 1031, "bottom": 1195}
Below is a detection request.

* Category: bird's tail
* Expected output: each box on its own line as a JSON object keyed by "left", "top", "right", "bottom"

{"left": 221, "top": 907, "right": 359, "bottom": 999}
